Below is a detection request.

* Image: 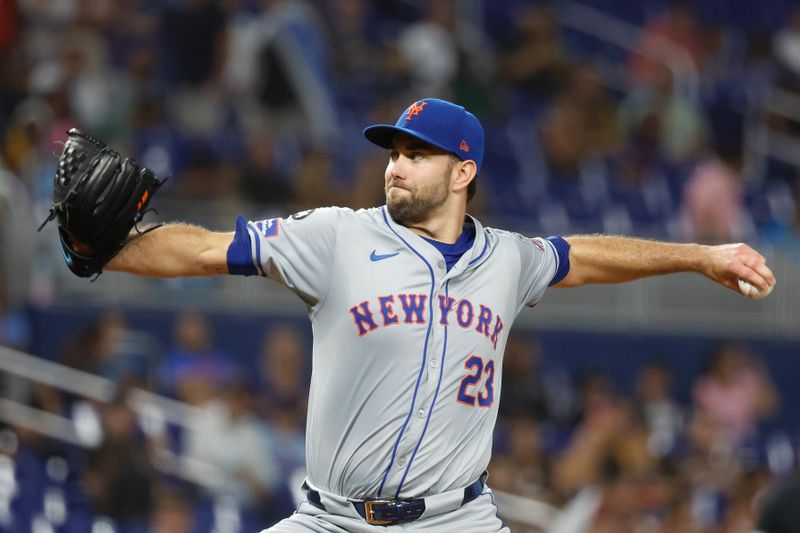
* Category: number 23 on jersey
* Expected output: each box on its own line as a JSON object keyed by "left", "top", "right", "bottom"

{"left": 457, "top": 355, "right": 495, "bottom": 408}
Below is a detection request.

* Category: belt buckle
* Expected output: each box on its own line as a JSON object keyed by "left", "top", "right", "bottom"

{"left": 364, "top": 499, "right": 395, "bottom": 525}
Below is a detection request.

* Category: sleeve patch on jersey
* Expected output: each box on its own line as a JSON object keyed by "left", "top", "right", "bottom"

{"left": 226, "top": 214, "right": 259, "bottom": 276}
{"left": 546, "top": 236, "right": 571, "bottom": 286}
{"left": 256, "top": 218, "right": 280, "bottom": 238}
{"left": 528, "top": 237, "right": 546, "bottom": 252}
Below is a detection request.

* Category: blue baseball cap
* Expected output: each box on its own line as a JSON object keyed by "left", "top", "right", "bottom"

{"left": 363, "top": 98, "right": 484, "bottom": 172}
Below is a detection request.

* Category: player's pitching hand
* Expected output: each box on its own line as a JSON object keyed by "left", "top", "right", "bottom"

{"left": 702, "top": 243, "right": 776, "bottom": 297}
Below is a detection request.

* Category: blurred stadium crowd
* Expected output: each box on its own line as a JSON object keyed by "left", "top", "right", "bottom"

{"left": 0, "top": 0, "right": 800, "bottom": 532}
{"left": 1, "top": 0, "right": 800, "bottom": 243}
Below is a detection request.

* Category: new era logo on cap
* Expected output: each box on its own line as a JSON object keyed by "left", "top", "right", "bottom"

{"left": 363, "top": 98, "right": 484, "bottom": 173}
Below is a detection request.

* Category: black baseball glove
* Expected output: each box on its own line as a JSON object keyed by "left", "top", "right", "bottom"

{"left": 38, "top": 128, "right": 165, "bottom": 278}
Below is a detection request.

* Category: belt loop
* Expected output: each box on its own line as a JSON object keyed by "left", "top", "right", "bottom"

{"left": 302, "top": 481, "right": 327, "bottom": 511}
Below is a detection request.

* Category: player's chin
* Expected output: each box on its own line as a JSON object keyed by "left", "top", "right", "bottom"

{"left": 386, "top": 196, "right": 415, "bottom": 222}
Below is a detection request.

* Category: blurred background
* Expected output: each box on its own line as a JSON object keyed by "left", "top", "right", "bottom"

{"left": 0, "top": 0, "right": 799, "bottom": 532}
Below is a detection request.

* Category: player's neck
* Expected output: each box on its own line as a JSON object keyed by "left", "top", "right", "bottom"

{"left": 404, "top": 202, "right": 466, "bottom": 244}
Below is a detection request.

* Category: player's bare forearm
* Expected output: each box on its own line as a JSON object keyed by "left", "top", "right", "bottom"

{"left": 554, "top": 234, "right": 776, "bottom": 294}
{"left": 106, "top": 224, "right": 233, "bottom": 278}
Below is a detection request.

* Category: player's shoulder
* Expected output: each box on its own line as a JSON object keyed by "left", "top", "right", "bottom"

{"left": 285, "top": 206, "right": 350, "bottom": 219}
{"left": 484, "top": 226, "right": 550, "bottom": 254}
{"left": 328, "top": 207, "right": 384, "bottom": 224}
{"left": 279, "top": 206, "right": 386, "bottom": 232}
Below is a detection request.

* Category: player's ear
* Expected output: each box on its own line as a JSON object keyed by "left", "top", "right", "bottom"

{"left": 451, "top": 159, "right": 477, "bottom": 195}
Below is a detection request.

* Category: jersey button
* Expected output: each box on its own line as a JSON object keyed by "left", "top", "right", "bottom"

{"left": 417, "top": 409, "right": 425, "bottom": 418}
{"left": 430, "top": 359, "right": 439, "bottom": 368}
{"left": 437, "top": 260, "right": 445, "bottom": 269}
{"left": 398, "top": 456, "right": 406, "bottom": 466}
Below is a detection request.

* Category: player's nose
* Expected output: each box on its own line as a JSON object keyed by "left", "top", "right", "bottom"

{"left": 388, "top": 154, "right": 409, "bottom": 180}
{"left": 387, "top": 158, "right": 407, "bottom": 181}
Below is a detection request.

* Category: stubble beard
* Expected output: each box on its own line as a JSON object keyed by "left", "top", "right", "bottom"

{"left": 386, "top": 160, "right": 454, "bottom": 224}
{"left": 386, "top": 176, "right": 449, "bottom": 224}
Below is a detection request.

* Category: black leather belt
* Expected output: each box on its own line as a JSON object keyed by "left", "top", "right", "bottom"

{"left": 303, "top": 472, "right": 488, "bottom": 525}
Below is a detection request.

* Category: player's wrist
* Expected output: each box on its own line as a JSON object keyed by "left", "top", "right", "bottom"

{"left": 688, "top": 243, "right": 712, "bottom": 275}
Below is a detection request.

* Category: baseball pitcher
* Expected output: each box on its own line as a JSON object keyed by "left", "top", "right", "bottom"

{"left": 42, "top": 98, "right": 776, "bottom": 532}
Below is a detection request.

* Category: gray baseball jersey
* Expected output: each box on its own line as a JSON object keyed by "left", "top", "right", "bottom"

{"left": 228, "top": 206, "right": 564, "bottom": 500}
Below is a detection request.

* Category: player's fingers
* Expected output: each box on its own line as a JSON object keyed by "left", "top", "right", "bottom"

{"left": 752, "top": 262, "right": 776, "bottom": 288}
{"left": 737, "top": 251, "right": 776, "bottom": 288}
{"left": 737, "top": 264, "right": 771, "bottom": 291}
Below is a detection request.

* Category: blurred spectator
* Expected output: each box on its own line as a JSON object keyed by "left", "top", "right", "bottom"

{"left": 2, "top": 97, "right": 61, "bottom": 195}
{"left": 498, "top": 2, "right": 572, "bottom": 109}
{"left": 257, "top": 324, "right": 308, "bottom": 481}
{"left": 568, "top": 370, "right": 615, "bottom": 429}
{"left": 618, "top": 62, "right": 708, "bottom": 165}
{"left": 538, "top": 64, "right": 620, "bottom": 182}
{"left": 395, "top": 0, "right": 493, "bottom": 111}
{"left": 239, "top": 129, "right": 293, "bottom": 205}
{"left": 494, "top": 417, "right": 550, "bottom": 500}
{"left": 61, "top": 310, "right": 160, "bottom": 387}
{"left": 60, "top": 27, "right": 132, "bottom": 141}
{"left": 224, "top": 0, "right": 338, "bottom": 148}
{"left": 550, "top": 395, "right": 660, "bottom": 531}
{"left": 553, "top": 391, "right": 627, "bottom": 498}
{"left": 680, "top": 144, "right": 747, "bottom": 243}
{"left": 635, "top": 362, "right": 684, "bottom": 458}
{"left": 560, "top": 65, "right": 621, "bottom": 158}
{"left": 131, "top": 94, "right": 182, "bottom": 182}
{"left": 693, "top": 342, "right": 778, "bottom": 448}
{"left": 396, "top": 0, "right": 459, "bottom": 98}
{"left": 157, "top": 312, "right": 238, "bottom": 405}
{"left": 498, "top": 333, "right": 565, "bottom": 423}
{"left": 82, "top": 392, "right": 155, "bottom": 525}
{"left": 628, "top": 2, "right": 705, "bottom": 88}
{"left": 323, "top": 0, "right": 383, "bottom": 107}
{"left": 184, "top": 379, "right": 281, "bottom": 513}
{"left": 257, "top": 323, "right": 308, "bottom": 407}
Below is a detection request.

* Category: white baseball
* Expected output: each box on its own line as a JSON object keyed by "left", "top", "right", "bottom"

{"left": 738, "top": 278, "right": 773, "bottom": 300}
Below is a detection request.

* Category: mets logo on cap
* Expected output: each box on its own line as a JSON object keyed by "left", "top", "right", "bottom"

{"left": 404, "top": 101, "right": 428, "bottom": 121}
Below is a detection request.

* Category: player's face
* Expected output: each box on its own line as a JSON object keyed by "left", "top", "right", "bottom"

{"left": 385, "top": 135, "right": 457, "bottom": 224}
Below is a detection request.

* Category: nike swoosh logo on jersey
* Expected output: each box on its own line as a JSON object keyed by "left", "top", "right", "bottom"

{"left": 370, "top": 250, "right": 399, "bottom": 262}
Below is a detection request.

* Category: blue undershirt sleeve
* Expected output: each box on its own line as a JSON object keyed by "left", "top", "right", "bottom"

{"left": 226, "top": 214, "right": 258, "bottom": 276}
{"left": 546, "top": 236, "right": 571, "bottom": 286}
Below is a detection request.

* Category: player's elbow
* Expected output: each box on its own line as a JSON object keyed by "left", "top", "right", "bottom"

{"left": 551, "top": 268, "right": 587, "bottom": 288}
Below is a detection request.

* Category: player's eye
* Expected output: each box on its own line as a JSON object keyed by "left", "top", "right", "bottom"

{"left": 410, "top": 152, "right": 425, "bottom": 160}
{"left": 389, "top": 150, "right": 399, "bottom": 161}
